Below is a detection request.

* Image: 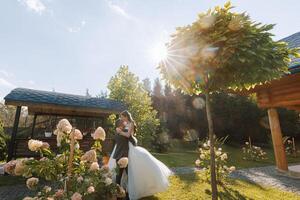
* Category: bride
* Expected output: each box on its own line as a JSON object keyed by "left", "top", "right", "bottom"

{"left": 108, "top": 110, "right": 172, "bottom": 200}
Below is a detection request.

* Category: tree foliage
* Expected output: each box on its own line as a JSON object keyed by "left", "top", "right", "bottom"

{"left": 159, "top": 1, "right": 299, "bottom": 93}
{"left": 107, "top": 66, "right": 160, "bottom": 146}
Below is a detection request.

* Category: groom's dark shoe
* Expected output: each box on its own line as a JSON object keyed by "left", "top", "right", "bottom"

{"left": 125, "top": 192, "right": 130, "bottom": 200}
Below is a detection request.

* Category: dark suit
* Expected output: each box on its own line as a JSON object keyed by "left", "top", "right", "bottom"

{"left": 113, "top": 131, "right": 137, "bottom": 200}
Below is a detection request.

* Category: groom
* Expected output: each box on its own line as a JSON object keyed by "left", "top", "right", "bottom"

{"left": 113, "top": 119, "right": 137, "bottom": 200}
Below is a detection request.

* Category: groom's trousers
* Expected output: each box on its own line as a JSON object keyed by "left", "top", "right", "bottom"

{"left": 116, "top": 159, "right": 129, "bottom": 200}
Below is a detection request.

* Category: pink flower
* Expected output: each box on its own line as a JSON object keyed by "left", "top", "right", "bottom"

{"left": 117, "top": 157, "right": 128, "bottom": 168}
{"left": 54, "top": 189, "right": 64, "bottom": 198}
{"left": 71, "top": 192, "right": 82, "bottom": 200}
{"left": 87, "top": 186, "right": 95, "bottom": 193}
{"left": 73, "top": 129, "right": 83, "bottom": 140}
{"left": 80, "top": 150, "right": 97, "bottom": 162}
{"left": 4, "top": 160, "right": 17, "bottom": 175}
{"left": 91, "top": 127, "right": 106, "bottom": 141}
{"left": 89, "top": 162, "right": 100, "bottom": 171}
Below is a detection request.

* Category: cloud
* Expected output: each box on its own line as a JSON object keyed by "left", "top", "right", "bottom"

{"left": 107, "top": 0, "right": 132, "bottom": 20}
{"left": 19, "top": 0, "right": 46, "bottom": 14}
{"left": 0, "top": 70, "right": 14, "bottom": 78}
{"left": 67, "top": 20, "right": 87, "bottom": 33}
{"left": 0, "top": 78, "right": 16, "bottom": 89}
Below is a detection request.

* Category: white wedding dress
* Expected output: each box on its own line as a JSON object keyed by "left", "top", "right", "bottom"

{"left": 108, "top": 142, "right": 172, "bottom": 200}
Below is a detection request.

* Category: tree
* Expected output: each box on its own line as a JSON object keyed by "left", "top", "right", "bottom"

{"left": 164, "top": 84, "right": 172, "bottom": 97}
{"left": 158, "top": 2, "right": 299, "bottom": 199}
{"left": 142, "top": 78, "right": 152, "bottom": 94}
{"left": 107, "top": 65, "right": 160, "bottom": 146}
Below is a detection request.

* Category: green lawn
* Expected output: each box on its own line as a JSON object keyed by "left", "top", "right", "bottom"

{"left": 152, "top": 142, "right": 300, "bottom": 169}
{"left": 142, "top": 172, "right": 300, "bottom": 200}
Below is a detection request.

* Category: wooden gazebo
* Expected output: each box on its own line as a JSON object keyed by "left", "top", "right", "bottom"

{"left": 4, "top": 88, "right": 126, "bottom": 161}
{"left": 239, "top": 32, "right": 300, "bottom": 173}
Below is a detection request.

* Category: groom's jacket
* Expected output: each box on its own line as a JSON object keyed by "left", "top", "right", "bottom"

{"left": 113, "top": 132, "right": 137, "bottom": 160}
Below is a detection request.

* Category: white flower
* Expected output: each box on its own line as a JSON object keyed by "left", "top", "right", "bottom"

{"left": 218, "top": 148, "right": 222, "bottom": 151}
{"left": 245, "top": 142, "right": 249, "bottom": 145}
{"left": 89, "top": 162, "right": 100, "bottom": 171}
{"left": 200, "top": 154, "right": 205, "bottom": 159}
{"left": 75, "top": 143, "right": 80, "bottom": 149}
{"left": 81, "top": 150, "right": 97, "bottom": 162}
{"left": 71, "top": 192, "right": 82, "bottom": 200}
{"left": 229, "top": 166, "right": 236, "bottom": 171}
{"left": 28, "top": 139, "right": 43, "bottom": 151}
{"left": 23, "top": 197, "right": 35, "bottom": 200}
{"left": 43, "top": 186, "right": 52, "bottom": 193}
{"left": 216, "top": 151, "right": 222, "bottom": 156}
{"left": 105, "top": 177, "right": 113, "bottom": 185}
{"left": 77, "top": 176, "right": 83, "bottom": 183}
{"left": 195, "top": 159, "right": 201, "bottom": 166}
{"left": 56, "top": 119, "right": 72, "bottom": 134}
{"left": 117, "top": 157, "right": 128, "bottom": 168}
{"left": 26, "top": 177, "right": 39, "bottom": 190}
{"left": 91, "top": 127, "right": 106, "bottom": 141}
{"left": 203, "top": 143, "right": 208, "bottom": 148}
{"left": 73, "top": 129, "right": 83, "bottom": 140}
{"left": 87, "top": 186, "right": 95, "bottom": 193}
{"left": 220, "top": 153, "right": 228, "bottom": 161}
{"left": 207, "top": 140, "right": 210, "bottom": 146}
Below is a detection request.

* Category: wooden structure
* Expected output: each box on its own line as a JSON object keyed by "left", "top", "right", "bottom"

{"left": 4, "top": 88, "right": 126, "bottom": 161}
{"left": 237, "top": 32, "right": 300, "bottom": 172}
{"left": 240, "top": 72, "right": 300, "bottom": 171}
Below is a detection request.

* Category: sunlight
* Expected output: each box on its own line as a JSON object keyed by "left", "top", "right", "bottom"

{"left": 150, "top": 43, "right": 169, "bottom": 63}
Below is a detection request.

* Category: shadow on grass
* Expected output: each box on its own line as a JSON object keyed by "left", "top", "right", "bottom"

{"left": 176, "top": 172, "right": 200, "bottom": 184}
{"left": 140, "top": 196, "right": 160, "bottom": 200}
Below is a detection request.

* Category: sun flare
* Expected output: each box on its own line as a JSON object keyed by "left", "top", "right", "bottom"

{"left": 150, "top": 43, "right": 169, "bottom": 63}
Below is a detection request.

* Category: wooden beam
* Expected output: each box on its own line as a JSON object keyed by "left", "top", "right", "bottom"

{"left": 267, "top": 108, "right": 288, "bottom": 172}
{"left": 7, "top": 106, "right": 21, "bottom": 162}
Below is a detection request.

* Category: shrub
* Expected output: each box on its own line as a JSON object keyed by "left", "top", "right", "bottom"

{"left": 195, "top": 137, "right": 235, "bottom": 184}
{"left": 4, "top": 119, "right": 125, "bottom": 200}
{"left": 242, "top": 138, "right": 268, "bottom": 161}
{"left": 0, "top": 120, "right": 9, "bottom": 161}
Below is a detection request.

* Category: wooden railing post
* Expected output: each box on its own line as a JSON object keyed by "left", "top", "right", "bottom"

{"left": 267, "top": 108, "right": 288, "bottom": 171}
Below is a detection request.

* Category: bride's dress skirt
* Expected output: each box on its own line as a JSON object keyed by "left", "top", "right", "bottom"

{"left": 108, "top": 143, "right": 172, "bottom": 200}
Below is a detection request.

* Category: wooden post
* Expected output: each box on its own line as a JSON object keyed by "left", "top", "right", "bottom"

{"left": 7, "top": 106, "right": 21, "bottom": 162}
{"left": 30, "top": 114, "right": 37, "bottom": 139}
{"left": 267, "top": 108, "right": 288, "bottom": 171}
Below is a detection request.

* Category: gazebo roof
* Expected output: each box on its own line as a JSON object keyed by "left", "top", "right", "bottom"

{"left": 4, "top": 88, "right": 126, "bottom": 117}
{"left": 280, "top": 31, "right": 300, "bottom": 68}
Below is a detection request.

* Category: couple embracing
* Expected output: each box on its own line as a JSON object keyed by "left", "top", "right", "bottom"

{"left": 108, "top": 111, "right": 172, "bottom": 200}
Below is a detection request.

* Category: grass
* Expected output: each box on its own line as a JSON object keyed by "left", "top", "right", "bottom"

{"left": 142, "top": 172, "right": 300, "bottom": 200}
{"left": 152, "top": 141, "right": 300, "bottom": 169}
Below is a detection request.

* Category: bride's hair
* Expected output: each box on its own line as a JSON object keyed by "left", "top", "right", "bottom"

{"left": 121, "top": 110, "right": 137, "bottom": 133}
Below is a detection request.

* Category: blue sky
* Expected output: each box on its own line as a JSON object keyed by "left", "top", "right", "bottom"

{"left": 0, "top": 0, "right": 299, "bottom": 98}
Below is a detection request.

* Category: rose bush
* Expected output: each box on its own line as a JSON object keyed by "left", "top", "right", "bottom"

{"left": 195, "top": 137, "right": 235, "bottom": 184}
{"left": 4, "top": 119, "right": 125, "bottom": 200}
{"left": 242, "top": 140, "right": 267, "bottom": 161}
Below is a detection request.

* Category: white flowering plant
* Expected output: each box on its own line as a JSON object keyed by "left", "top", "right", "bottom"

{"left": 242, "top": 138, "right": 267, "bottom": 161}
{"left": 283, "top": 136, "right": 298, "bottom": 157}
{"left": 4, "top": 119, "right": 125, "bottom": 200}
{"left": 195, "top": 136, "right": 235, "bottom": 184}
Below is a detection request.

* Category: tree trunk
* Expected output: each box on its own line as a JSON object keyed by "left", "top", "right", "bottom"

{"left": 205, "top": 92, "right": 218, "bottom": 200}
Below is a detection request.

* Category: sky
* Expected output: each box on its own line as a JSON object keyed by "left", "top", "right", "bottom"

{"left": 0, "top": 0, "right": 299, "bottom": 99}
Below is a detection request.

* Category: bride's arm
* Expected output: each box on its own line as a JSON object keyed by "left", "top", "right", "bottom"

{"left": 117, "top": 123, "right": 134, "bottom": 138}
